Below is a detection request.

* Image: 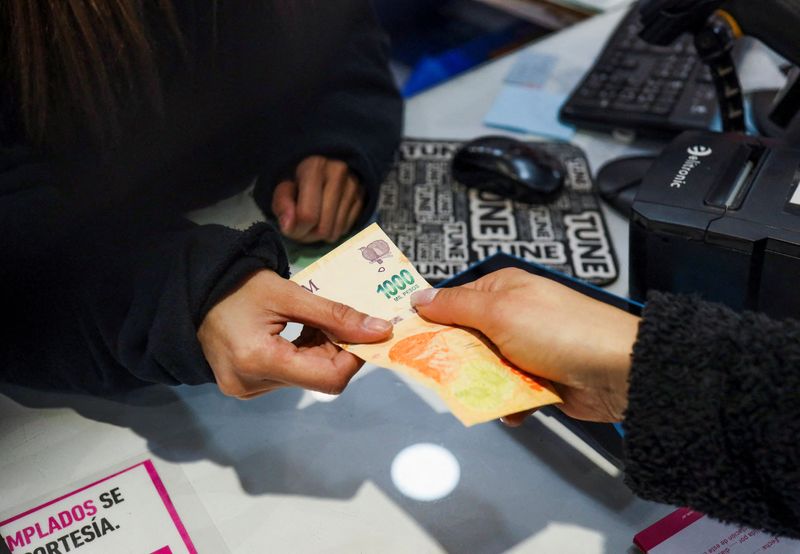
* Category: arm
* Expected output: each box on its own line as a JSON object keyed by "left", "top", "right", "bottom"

{"left": 0, "top": 151, "right": 284, "bottom": 391}
{"left": 1, "top": 147, "right": 391, "bottom": 395}
{"left": 410, "top": 270, "right": 800, "bottom": 537}
{"left": 624, "top": 292, "right": 800, "bottom": 537}
{"left": 255, "top": 0, "right": 403, "bottom": 242}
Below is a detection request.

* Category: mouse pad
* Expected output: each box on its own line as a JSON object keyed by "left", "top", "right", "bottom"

{"left": 376, "top": 138, "right": 619, "bottom": 286}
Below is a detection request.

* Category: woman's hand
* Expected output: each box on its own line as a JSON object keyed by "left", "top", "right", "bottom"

{"left": 198, "top": 269, "right": 392, "bottom": 399}
{"left": 411, "top": 268, "right": 640, "bottom": 423}
{"left": 272, "top": 156, "right": 364, "bottom": 244}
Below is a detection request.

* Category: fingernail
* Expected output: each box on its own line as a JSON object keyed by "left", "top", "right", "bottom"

{"left": 363, "top": 316, "right": 392, "bottom": 333}
{"left": 279, "top": 214, "right": 290, "bottom": 231}
{"left": 410, "top": 288, "right": 438, "bottom": 307}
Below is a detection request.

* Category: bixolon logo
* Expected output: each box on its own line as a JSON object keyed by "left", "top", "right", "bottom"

{"left": 670, "top": 146, "right": 712, "bottom": 189}
{"left": 688, "top": 145, "right": 712, "bottom": 157}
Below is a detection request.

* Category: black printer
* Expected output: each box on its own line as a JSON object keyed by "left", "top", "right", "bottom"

{"left": 630, "top": 130, "right": 800, "bottom": 319}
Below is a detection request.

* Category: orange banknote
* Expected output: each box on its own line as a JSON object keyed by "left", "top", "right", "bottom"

{"left": 290, "top": 224, "right": 561, "bottom": 426}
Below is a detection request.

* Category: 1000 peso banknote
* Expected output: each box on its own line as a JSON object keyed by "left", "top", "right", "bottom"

{"left": 290, "top": 224, "right": 561, "bottom": 426}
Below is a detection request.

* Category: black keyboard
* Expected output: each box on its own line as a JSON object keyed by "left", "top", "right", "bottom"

{"left": 559, "top": 6, "right": 719, "bottom": 138}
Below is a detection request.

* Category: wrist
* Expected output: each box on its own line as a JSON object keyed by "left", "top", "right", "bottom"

{"left": 603, "top": 313, "right": 639, "bottom": 420}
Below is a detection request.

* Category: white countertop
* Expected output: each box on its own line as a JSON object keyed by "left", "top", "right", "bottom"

{"left": 0, "top": 9, "right": 688, "bottom": 553}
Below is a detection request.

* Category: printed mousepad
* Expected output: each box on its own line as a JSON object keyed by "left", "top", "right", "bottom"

{"left": 376, "top": 138, "right": 619, "bottom": 286}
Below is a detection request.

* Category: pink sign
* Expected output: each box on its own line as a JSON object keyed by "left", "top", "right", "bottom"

{"left": 1, "top": 460, "right": 197, "bottom": 554}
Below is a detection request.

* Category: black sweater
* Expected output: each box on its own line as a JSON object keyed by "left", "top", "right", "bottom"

{"left": 625, "top": 293, "right": 800, "bottom": 538}
{"left": 0, "top": 1, "right": 402, "bottom": 391}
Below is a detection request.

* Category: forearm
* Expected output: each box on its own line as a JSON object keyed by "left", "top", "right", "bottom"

{"left": 624, "top": 292, "right": 800, "bottom": 537}
{"left": 254, "top": 0, "right": 403, "bottom": 226}
{"left": 2, "top": 215, "right": 290, "bottom": 393}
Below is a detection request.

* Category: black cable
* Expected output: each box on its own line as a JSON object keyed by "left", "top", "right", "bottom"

{"left": 694, "top": 17, "right": 746, "bottom": 133}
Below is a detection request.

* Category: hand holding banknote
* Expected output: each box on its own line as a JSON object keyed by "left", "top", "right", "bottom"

{"left": 198, "top": 269, "right": 392, "bottom": 399}
{"left": 412, "top": 268, "right": 641, "bottom": 423}
{"left": 291, "top": 224, "right": 563, "bottom": 426}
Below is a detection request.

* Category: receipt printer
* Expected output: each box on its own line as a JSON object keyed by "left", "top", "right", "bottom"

{"left": 630, "top": 131, "right": 800, "bottom": 319}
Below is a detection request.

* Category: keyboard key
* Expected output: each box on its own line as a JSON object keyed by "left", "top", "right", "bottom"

{"left": 657, "top": 91, "right": 680, "bottom": 105}
{"left": 612, "top": 100, "right": 651, "bottom": 113}
{"left": 598, "top": 89, "right": 616, "bottom": 100}
{"left": 637, "top": 92, "right": 657, "bottom": 106}
{"left": 617, "top": 88, "right": 638, "bottom": 103}
{"left": 587, "top": 73, "right": 609, "bottom": 88}
{"left": 696, "top": 67, "right": 713, "bottom": 83}
{"left": 650, "top": 102, "right": 673, "bottom": 115}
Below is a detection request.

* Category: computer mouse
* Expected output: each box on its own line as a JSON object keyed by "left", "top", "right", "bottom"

{"left": 451, "top": 136, "right": 565, "bottom": 203}
{"left": 595, "top": 155, "right": 655, "bottom": 218}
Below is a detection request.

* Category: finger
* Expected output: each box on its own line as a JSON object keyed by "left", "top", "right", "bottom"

{"left": 271, "top": 180, "right": 298, "bottom": 235}
{"left": 317, "top": 162, "right": 348, "bottom": 242}
{"left": 226, "top": 334, "right": 358, "bottom": 395}
{"left": 219, "top": 321, "right": 374, "bottom": 396}
{"left": 237, "top": 382, "right": 287, "bottom": 400}
{"left": 410, "top": 286, "right": 494, "bottom": 330}
{"left": 343, "top": 185, "right": 364, "bottom": 236}
{"left": 293, "top": 324, "right": 330, "bottom": 350}
{"left": 471, "top": 267, "right": 538, "bottom": 293}
{"left": 292, "top": 327, "right": 367, "bottom": 384}
{"left": 277, "top": 282, "right": 393, "bottom": 344}
{"left": 270, "top": 343, "right": 364, "bottom": 394}
{"left": 501, "top": 409, "right": 537, "bottom": 427}
{"left": 332, "top": 177, "right": 360, "bottom": 240}
{"left": 215, "top": 361, "right": 287, "bottom": 399}
{"left": 293, "top": 158, "right": 325, "bottom": 238}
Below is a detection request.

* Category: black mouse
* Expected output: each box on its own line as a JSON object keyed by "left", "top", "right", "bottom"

{"left": 595, "top": 155, "right": 655, "bottom": 218}
{"left": 451, "top": 136, "right": 565, "bottom": 203}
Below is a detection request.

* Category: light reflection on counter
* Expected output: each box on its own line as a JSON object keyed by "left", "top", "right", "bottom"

{"left": 391, "top": 443, "right": 461, "bottom": 501}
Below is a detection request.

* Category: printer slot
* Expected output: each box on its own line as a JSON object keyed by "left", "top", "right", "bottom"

{"left": 785, "top": 166, "right": 800, "bottom": 213}
{"left": 705, "top": 145, "right": 764, "bottom": 210}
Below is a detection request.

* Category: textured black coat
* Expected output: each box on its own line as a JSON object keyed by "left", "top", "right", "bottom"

{"left": 0, "top": 1, "right": 402, "bottom": 391}
{"left": 625, "top": 292, "right": 800, "bottom": 538}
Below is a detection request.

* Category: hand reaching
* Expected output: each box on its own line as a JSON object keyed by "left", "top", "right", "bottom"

{"left": 411, "top": 268, "right": 640, "bottom": 422}
{"left": 198, "top": 269, "right": 392, "bottom": 399}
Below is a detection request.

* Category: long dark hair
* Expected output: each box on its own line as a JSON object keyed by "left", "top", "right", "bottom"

{"left": 4, "top": 0, "right": 185, "bottom": 147}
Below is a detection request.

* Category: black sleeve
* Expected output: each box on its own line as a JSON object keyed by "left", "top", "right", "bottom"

{"left": 623, "top": 292, "right": 800, "bottom": 538}
{"left": 253, "top": 0, "right": 403, "bottom": 228}
{"left": 1, "top": 147, "right": 289, "bottom": 394}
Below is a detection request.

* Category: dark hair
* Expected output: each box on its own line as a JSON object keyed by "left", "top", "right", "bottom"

{"left": 4, "top": 0, "right": 185, "bottom": 147}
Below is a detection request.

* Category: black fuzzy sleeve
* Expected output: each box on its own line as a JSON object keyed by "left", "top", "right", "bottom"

{"left": 623, "top": 292, "right": 800, "bottom": 538}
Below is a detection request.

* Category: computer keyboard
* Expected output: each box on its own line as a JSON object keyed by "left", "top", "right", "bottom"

{"left": 559, "top": 6, "right": 719, "bottom": 137}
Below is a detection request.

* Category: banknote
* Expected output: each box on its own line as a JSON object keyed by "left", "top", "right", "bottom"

{"left": 290, "top": 223, "right": 562, "bottom": 426}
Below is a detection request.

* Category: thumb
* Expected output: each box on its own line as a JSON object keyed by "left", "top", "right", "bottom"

{"left": 285, "top": 287, "right": 393, "bottom": 344}
{"left": 272, "top": 180, "right": 297, "bottom": 233}
{"left": 411, "top": 286, "right": 492, "bottom": 331}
